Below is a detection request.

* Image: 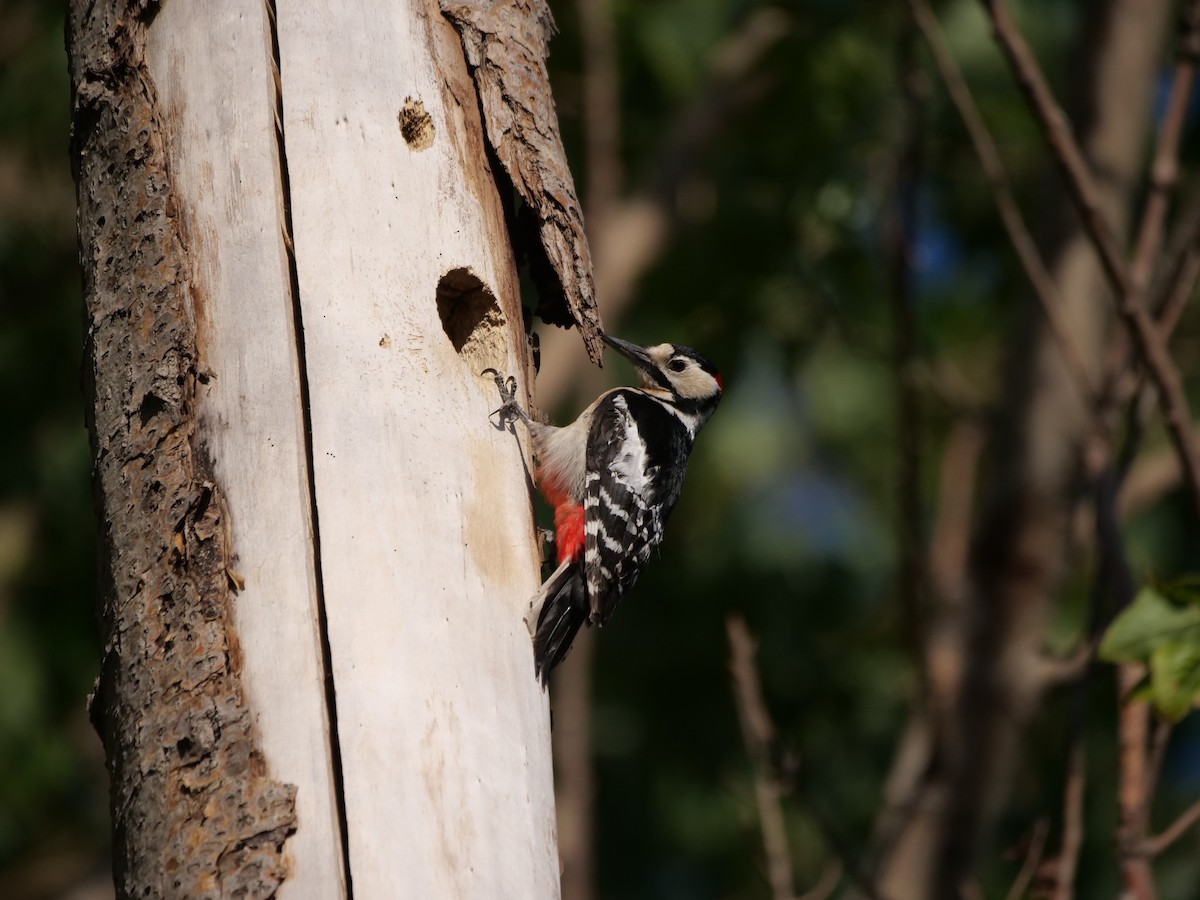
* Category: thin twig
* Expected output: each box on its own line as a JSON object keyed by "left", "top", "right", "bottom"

{"left": 1148, "top": 179, "right": 1200, "bottom": 340}
{"left": 1128, "top": 0, "right": 1200, "bottom": 294}
{"left": 906, "top": 0, "right": 1098, "bottom": 404}
{"left": 726, "top": 616, "right": 887, "bottom": 900}
{"left": 1097, "top": 3, "right": 1200, "bottom": 475}
{"left": 1093, "top": 438, "right": 1155, "bottom": 899}
{"left": 797, "top": 860, "right": 842, "bottom": 900}
{"left": 1103, "top": 185, "right": 1200, "bottom": 401}
{"left": 1145, "top": 718, "right": 1173, "bottom": 806}
{"left": 978, "top": 0, "right": 1128, "bottom": 290}
{"left": 980, "top": 0, "right": 1200, "bottom": 520}
{"left": 727, "top": 615, "right": 798, "bottom": 900}
{"left": 1158, "top": 247, "right": 1200, "bottom": 338}
{"left": 1052, "top": 740, "right": 1086, "bottom": 900}
{"left": 1007, "top": 818, "right": 1050, "bottom": 900}
{"left": 1099, "top": 2, "right": 1200, "bottom": 411}
{"left": 1117, "top": 666, "right": 1157, "bottom": 900}
{"left": 1146, "top": 796, "right": 1200, "bottom": 856}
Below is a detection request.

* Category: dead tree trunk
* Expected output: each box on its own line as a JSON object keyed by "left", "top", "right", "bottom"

{"left": 68, "top": 1, "right": 585, "bottom": 896}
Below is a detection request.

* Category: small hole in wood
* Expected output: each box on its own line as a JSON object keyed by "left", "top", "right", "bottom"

{"left": 436, "top": 268, "right": 506, "bottom": 368}
{"left": 139, "top": 392, "right": 168, "bottom": 427}
{"left": 399, "top": 97, "right": 434, "bottom": 151}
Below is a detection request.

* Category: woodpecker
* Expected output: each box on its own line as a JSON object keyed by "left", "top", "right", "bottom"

{"left": 491, "top": 333, "right": 723, "bottom": 682}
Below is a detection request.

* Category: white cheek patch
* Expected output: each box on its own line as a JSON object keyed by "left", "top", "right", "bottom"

{"left": 670, "top": 370, "right": 709, "bottom": 400}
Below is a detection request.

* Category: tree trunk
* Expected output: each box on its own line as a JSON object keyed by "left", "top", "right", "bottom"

{"left": 69, "top": 1, "right": 561, "bottom": 896}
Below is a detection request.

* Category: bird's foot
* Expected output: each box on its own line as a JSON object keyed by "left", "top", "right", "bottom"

{"left": 481, "top": 368, "right": 526, "bottom": 427}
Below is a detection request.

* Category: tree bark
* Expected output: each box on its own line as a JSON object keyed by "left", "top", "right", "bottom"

{"left": 69, "top": 1, "right": 566, "bottom": 896}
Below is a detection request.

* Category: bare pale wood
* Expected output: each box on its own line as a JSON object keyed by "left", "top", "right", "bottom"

{"left": 139, "top": 0, "right": 558, "bottom": 895}
{"left": 274, "top": 1, "right": 559, "bottom": 897}
{"left": 144, "top": 5, "right": 347, "bottom": 896}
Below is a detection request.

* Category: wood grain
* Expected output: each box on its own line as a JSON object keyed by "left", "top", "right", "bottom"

{"left": 144, "top": 3, "right": 346, "bottom": 896}
{"left": 274, "top": 0, "right": 559, "bottom": 895}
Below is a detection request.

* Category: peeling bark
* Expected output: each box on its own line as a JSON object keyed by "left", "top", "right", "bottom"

{"left": 440, "top": 0, "right": 604, "bottom": 362}
{"left": 68, "top": 3, "right": 296, "bottom": 897}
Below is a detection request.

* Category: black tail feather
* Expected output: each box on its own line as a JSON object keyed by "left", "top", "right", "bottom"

{"left": 532, "top": 561, "right": 588, "bottom": 684}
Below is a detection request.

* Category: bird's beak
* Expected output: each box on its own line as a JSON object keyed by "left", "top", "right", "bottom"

{"left": 602, "top": 334, "right": 667, "bottom": 390}
{"left": 602, "top": 333, "right": 655, "bottom": 369}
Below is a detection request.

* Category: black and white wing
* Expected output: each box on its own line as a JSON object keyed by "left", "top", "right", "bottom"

{"left": 583, "top": 392, "right": 665, "bottom": 625}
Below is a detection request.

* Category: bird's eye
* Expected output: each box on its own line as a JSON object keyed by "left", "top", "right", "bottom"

{"left": 667, "top": 358, "right": 687, "bottom": 373}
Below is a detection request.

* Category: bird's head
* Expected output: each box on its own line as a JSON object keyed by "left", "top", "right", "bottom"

{"left": 602, "top": 334, "right": 724, "bottom": 409}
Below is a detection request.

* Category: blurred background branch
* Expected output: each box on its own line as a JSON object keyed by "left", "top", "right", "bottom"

{"left": 726, "top": 615, "right": 800, "bottom": 900}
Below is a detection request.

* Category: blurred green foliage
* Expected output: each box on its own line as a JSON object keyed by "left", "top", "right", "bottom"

{"left": 0, "top": 0, "right": 109, "bottom": 894}
{"left": 6, "top": 0, "right": 1200, "bottom": 897}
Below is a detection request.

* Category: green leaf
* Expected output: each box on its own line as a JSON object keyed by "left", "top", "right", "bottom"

{"left": 1099, "top": 588, "right": 1200, "bottom": 664}
{"left": 1150, "top": 640, "right": 1200, "bottom": 722}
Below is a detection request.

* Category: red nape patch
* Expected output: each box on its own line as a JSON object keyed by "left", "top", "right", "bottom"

{"left": 715, "top": 373, "right": 724, "bottom": 391}
{"left": 555, "top": 502, "right": 586, "bottom": 564}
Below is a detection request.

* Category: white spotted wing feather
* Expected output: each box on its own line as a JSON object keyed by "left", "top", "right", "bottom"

{"left": 584, "top": 394, "right": 665, "bottom": 624}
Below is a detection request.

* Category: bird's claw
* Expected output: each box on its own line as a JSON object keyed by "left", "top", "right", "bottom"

{"left": 482, "top": 368, "right": 521, "bottom": 424}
